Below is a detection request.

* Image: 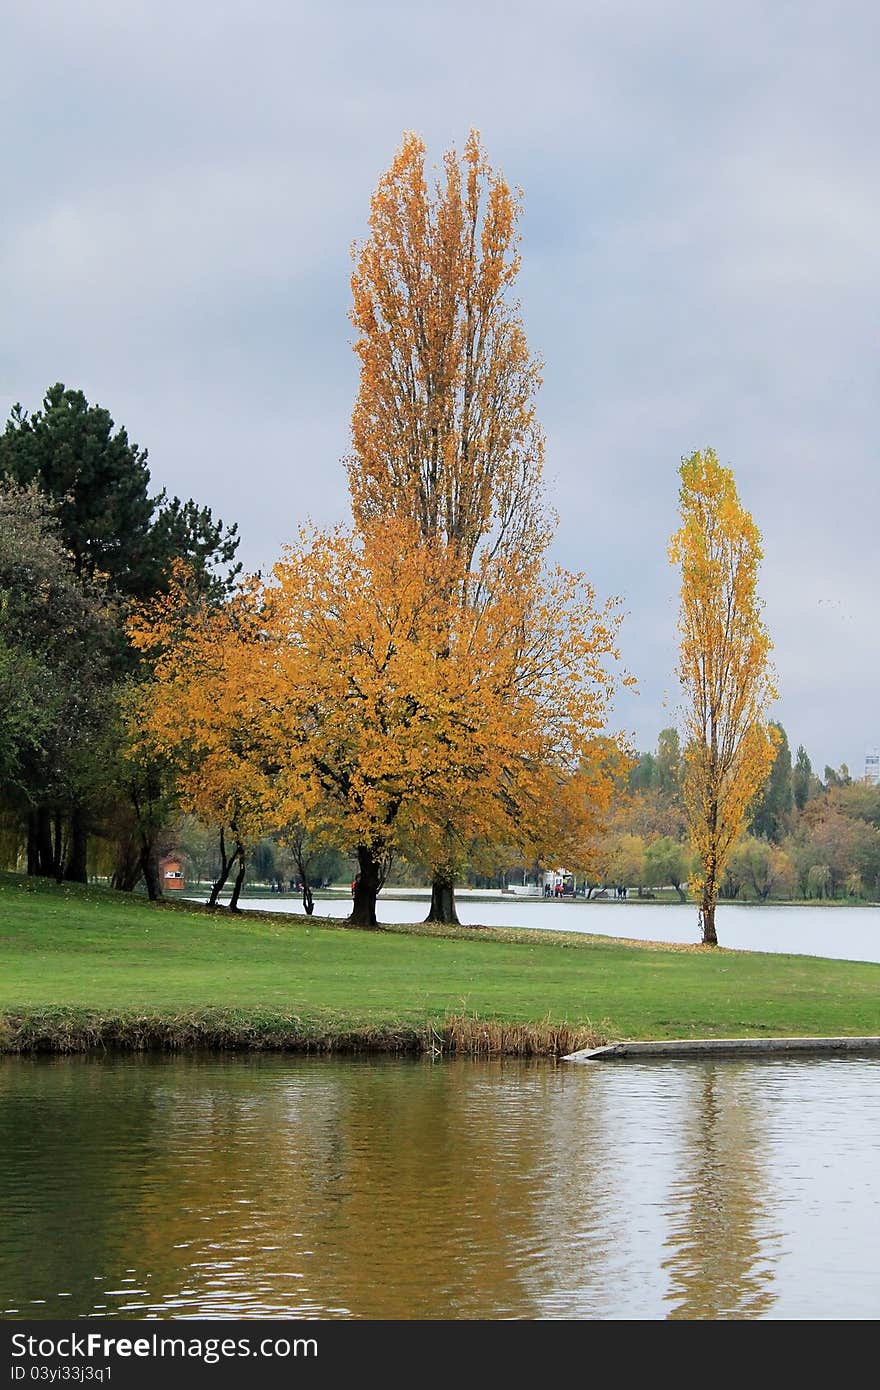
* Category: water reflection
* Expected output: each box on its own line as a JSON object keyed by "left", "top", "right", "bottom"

{"left": 662, "top": 1065, "right": 778, "bottom": 1318}
{"left": 1, "top": 1054, "right": 879, "bottom": 1319}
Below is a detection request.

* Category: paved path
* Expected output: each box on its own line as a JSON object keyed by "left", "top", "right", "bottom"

{"left": 564, "top": 1036, "right": 880, "bottom": 1061}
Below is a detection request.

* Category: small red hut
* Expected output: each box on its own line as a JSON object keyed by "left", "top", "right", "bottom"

{"left": 160, "top": 855, "right": 185, "bottom": 892}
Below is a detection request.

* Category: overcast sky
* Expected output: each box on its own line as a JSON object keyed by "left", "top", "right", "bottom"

{"left": 2, "top": 0, "right": 877, "bottom": 773}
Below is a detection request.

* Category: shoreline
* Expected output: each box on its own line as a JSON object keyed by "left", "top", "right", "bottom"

{"left": 0, "top": 1008, "right": 604, "bottom": 1059}
{"left": 194, "top": 887, "right": 879, "bottom": 910}
{"left": 5, "top": 873, "right": 880, "bottom": 1057}
{"left": 6, "top": 1010, "right": 880, "bottom": 1061}
{"left": 566, "top": 1035, "right": 880, "bottom": 1061}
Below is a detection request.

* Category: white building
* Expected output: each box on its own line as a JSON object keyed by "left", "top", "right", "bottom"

{"left": 866, "top": 751, "right": 880, "bottom": 787}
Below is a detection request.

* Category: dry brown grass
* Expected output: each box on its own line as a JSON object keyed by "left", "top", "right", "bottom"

{"left": 427, "top": 1014, "right": 606, "bottom": 1057}
{"left": 0, "top": 1007, "right": 607, "bottom": 1058}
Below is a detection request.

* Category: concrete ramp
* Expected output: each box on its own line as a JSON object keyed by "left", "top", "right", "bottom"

{"left": 564, "top": 1036, "right": 880, "bottom": 1062}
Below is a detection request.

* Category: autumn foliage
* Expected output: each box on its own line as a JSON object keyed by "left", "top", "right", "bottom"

{"left": 348, "top": 131, "right": 546, "bottom": 574}
{"left": 131, "top": 520, "right": 630, "bottom": 925}
{"left": 126, "top": 133, "right": 636, "bottom": 925}
{"left": 129, "top": 568, "right": 276, "bottom": 908}
{"left": 670, "top": 449, "right": 778, "bottom": 944}
{"left": 347, "top": 130, "right": 562, "bottom": 918}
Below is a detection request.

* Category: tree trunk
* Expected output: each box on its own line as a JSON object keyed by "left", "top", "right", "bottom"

{"left": 701, "top": 803, "right": 720, "bottom": 944}
{"left": 63, "top": 806, "right": 88, "bottom": 884}
{"left": 53, "top": 809, "right": 65, "bottom": 881}
{"left": 425, "top": 876, "right": 460, "bottom": 924}
{"left": 700, "top": 890, "right": 718, "bottom": 946}
{"left": 674, "top": 881, "right": 687, "bottom": 904}
{"left": 135, "top": 806, "right": 163, "bottom": 900}
{"left": 26, "top": 812, "right": 38, "bottom": 876}
{"left": 141, "top": 838, "right": 163, "bottom": 901}
{"left": 112, "top": 834, "right": 143, "bottom": 892}
{"left": 228, "top": 844, "right": 247, "bottom": 911}
{"left": 291, "top": 838, "right": 315, "bottom": 916}
{"left": 348, "top": 846, "right": 381, "bottom": 927}
{"left": 208, "top": 826, "right": 235, "bottom": 907}
{"left": 35, "top": 806, "right": 55, "bottom": 877}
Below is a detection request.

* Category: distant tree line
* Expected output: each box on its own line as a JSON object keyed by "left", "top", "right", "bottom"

{"left": 603, "top": 724, "right": 880, "bottom": 901}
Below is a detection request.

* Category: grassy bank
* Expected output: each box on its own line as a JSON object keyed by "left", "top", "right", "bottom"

{"left": 2, "top": 872, "right": 879, "bottom": 1055}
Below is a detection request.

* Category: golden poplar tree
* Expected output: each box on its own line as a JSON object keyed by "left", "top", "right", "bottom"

{"left": 349, "top": 130, "right": 545, "bottom": 572}
{"left": 348, "top": 130, "right": 550, "bottom": 919}
{"left": 669, "top": 450, "right": 778, "bottom": 945}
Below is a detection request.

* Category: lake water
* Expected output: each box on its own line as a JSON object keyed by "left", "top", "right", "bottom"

{"left": 2, "top": 1053, "right": 879, "bottom": 1320}
{"left": 231, "top": 893, "right": 880, "bottom": 964}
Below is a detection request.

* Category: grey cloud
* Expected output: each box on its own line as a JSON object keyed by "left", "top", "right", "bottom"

{"left": 1, "top": 0, "right": 877, "bottom": 771}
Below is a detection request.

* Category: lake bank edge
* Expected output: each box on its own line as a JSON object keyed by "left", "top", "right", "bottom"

{"left": 5, "top": 873, "right": 880, "bottom": 1056}
{"left": 0, "top": 1007, "right": 604, "bottom": 1058}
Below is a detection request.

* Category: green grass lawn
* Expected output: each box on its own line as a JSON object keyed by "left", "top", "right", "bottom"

{"left": 1, "top": 872, "right": 879, "bottom": 1050}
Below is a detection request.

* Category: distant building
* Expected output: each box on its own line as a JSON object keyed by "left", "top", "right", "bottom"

{"left": 866, "top": 751, "right": 880, "bottom": 787}
{"left": 160, "top": 855, "right": 185, "bottom": 891}
{"left": 541, "top": 868, "right": 575, "bottom": 897}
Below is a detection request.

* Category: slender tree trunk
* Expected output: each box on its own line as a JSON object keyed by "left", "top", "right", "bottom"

{"left": 140, "top": 834, "right": 163, "bottom": 901}
{"left": 700, "top": 874, "right": 718, "bottom": 946}
{"left": 63, "top": 806, "right": 88, "bottom": 884}
{"left": 425, "top": 876, "right": 460, "bottom": 924}
{"left": 674, "top": 881, "right": 687, "bottom": 904}
{"left": 208, "top": 826, "right": 235, "bottom": 907}
{"left": 291, "top": 838, "right": 315, "bottom": 916}
{"left": 112, "top": 834, "right": 143, "bottom": 892}
{"left": 142, "top": 854, "right": 162, "bottom": 901}
{"left": 35, "top": 806, "right": 54, "bottom": 877}
{"left": 53, "top": 809, "right": 65, "bottom": 880}
{"left": 228, "top": 844, "right": 247, "bottom": 911}
{"left": 701, "top": 798, "right": 719, "bottom": 945}
{"left": 348, "top": 846, "right": 381, "bottom": 927}
{"left": 26, "top": 812, "right": 38, "bottom": 876}
{"left": 132, "top": 784, "right": 163, "bottom": 902}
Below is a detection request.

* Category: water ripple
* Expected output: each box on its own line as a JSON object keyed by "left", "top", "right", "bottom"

{"left": 1, "top": 1054, "right": 879, "bottom": 1318}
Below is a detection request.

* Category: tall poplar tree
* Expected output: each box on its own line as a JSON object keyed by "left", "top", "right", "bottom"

{"left": 347, "top": 131, "right": 548, "bottom": 921}
{"left": 792, "top": 745, "right": 814, "bottom": 811}
{"left": 669, "top": 449, "right": 778, "bottom": 946}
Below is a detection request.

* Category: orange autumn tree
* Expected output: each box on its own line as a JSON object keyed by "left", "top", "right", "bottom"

{"left": 128, "top": 569, "right": 276, "bottom": 909}
{"left": 128, "top": 526, "right": 630, "bottom": 930}
{"left": 266, "top": 523, "right": 481, "bottom": 926}
{"left": 348, "top": 130, "right": 551, "bottom": 919}
{"left": 390, "top": 557, "right": 631, "bottom": 915}
{"left": 261, "top": 520, "right": 629, "bottom": 927}
{"left": 669, "top": 449, "right": 778, "bottom": 946}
